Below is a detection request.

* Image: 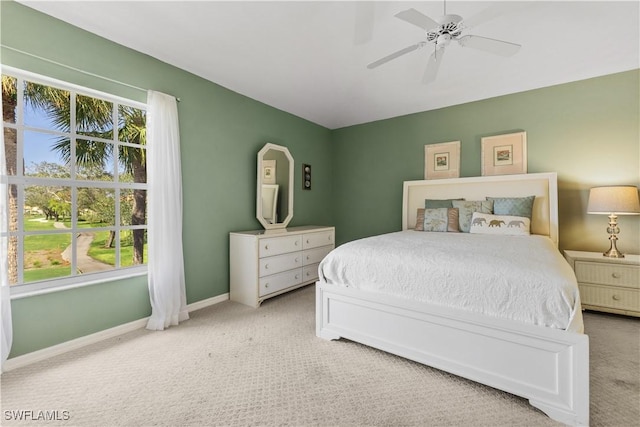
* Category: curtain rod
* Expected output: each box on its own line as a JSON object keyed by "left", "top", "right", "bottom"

{"left": 1, "top": 45, "right": 181, "bottom": 102}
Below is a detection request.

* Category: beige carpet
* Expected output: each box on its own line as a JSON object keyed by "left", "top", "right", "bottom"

{"left": 1, "top": 285, "right": 638, "bottom": 426}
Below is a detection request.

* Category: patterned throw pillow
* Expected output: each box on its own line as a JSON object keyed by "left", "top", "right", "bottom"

{"left": 469, "top": 212, "right": 531, "bottom": 236}
{"left": 415, "top": 208, "right": 426, "bottom": 231}
{"left": 451, "top": 200, "right": 494, "bottom": 232}
{"left": 415, "top": 208, "right": 460, "bottom": 232}
{"left": 487, "top": 196, "right": 535, "bottom": 219}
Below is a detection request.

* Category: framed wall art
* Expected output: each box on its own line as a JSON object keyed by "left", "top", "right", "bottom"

{"left": 481, "top": 131, "right": 527, "bottom": 176}
{"left": 262, "top": 159, "right": 276, "bottom": 184}
{"left": 424, "top": 141, "right": 460, "bottom": 180}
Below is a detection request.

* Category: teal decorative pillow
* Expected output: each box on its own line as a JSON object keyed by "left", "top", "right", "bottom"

{"left": 420, "top": 208, "right": 460, "bottom": 232}
{"left": 469, "top": 212, "right": 531, "bottom": 236}
{"left": 487, "top": 196, "right": 535, "bottom": 219}
{"left": 424, "top": 198, "right": 463, "bottom": 209}
{"left": 452, "top": 200, "right": 494, "bottom": 232}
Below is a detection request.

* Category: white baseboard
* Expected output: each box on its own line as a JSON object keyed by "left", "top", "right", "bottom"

{"left": 187, "top": 293, "right": 229, "bottom": 313}
{"left": 2, "top": 293, "right": 229, "bottom": 372}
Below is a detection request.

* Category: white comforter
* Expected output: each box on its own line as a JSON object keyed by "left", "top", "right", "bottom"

{"left": 318, "top": 231, "right": 583, "bottom": 333}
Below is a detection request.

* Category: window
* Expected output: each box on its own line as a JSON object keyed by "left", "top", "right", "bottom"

{"left": 1, "top": 68, "right": 147, "bottom": 294}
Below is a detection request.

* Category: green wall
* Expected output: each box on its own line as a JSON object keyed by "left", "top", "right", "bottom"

{"left": 332, "top": 70, "right": 640, "bottom": 253}
{"left": 2, "top": 1, "right": 639, "bottom": 359}
{"left": 1, "top": 1, "right": 333, "bottom": 357}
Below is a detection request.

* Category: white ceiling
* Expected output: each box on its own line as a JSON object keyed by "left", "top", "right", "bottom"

{"left": 19, "top": 1, "right": 640, "bottom": 129}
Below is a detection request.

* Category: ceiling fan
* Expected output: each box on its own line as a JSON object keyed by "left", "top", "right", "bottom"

{"left": 367, "top": 2, "right": 521, "bottom": 84}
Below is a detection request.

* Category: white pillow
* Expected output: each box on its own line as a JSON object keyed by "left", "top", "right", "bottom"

{"left": 469, "top": 212, "right": 530, "bottom": 236}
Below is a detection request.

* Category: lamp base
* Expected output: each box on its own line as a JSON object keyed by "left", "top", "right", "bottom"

{"left": 603, "top": 247, "right": 625, "bottom": 258}
{"left": 603, "top": 213, "right": 625, "bottom": 258}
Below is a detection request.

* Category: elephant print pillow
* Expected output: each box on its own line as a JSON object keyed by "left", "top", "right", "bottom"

{"left": 469, "top": 212, "right": 531, "bottom": 236}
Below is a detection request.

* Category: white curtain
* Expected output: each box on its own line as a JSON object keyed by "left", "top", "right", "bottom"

{"left": 1, "top": 94, "right": 13, "bottom": 371}
{"left": 145, "top": 91, "right": 189, "bottom": 331}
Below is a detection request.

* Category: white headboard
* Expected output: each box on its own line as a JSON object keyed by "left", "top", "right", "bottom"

{"left": 402, "top": 173, "right": 559, "bottom": 246}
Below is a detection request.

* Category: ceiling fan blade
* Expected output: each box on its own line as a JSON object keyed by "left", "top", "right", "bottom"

{"left": 423, "top": 48, "right": 446, "bottom": 84}
{"left": 394, "top": 8, "right": 439, "bottom": 31}
{"left": 354, "top": 2, "right": 375, "bottom": 45}
{"left": 457, "top": 35, "right": 521, "bottom": 57}
{"left": 367, "top": 43, "right": 423, "bottom": 69}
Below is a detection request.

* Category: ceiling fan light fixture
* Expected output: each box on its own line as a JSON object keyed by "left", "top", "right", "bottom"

{"left": 426, "top": 14, "right": 463, "bottom": 44}
{"left": 436, "top": 34, "right": 452, "bottom": 47}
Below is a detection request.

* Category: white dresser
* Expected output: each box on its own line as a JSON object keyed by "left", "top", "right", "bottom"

{"left": 230, "top": 226, "right": 335, "bottom": 307}
{"left": 564, "top": 250, "right": 640, "bottom": 317}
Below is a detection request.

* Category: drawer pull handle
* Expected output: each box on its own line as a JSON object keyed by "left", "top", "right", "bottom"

{"left": 265, "top": 264, "right": 269, "bottom": 269}
{"left": 295, "top": 241, "right": 298, "bottom": 246}
{"left": 306, "top": 256, "right": 310, "bottom": 260}
{"left": 295, "top": 258, "right": 299, "bottom": 263}
{"left": 306, "top": 240, "right": 310, "bottom": 244}
{"left": 265, "top": 283, "right": 269, "bottom": 288}
{"left": 612, "top": 294, "right": 620, "bottom": 301}
{"left": 612, "top": 273, "right": 620, "bottom": 279}
{"left": 264, "top": 245, "right": 269, "bottom": 250}
{"left": 295, "top": 275, "right": 300, "bottom": 280}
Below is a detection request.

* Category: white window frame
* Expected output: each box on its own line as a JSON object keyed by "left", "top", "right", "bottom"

{"left": 2, "top": 66, "right": 148, "bottom": 298}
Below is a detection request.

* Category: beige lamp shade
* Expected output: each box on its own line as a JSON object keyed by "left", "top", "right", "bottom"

{"left": 587, "top": 186, "right": 640, "bottom": 215}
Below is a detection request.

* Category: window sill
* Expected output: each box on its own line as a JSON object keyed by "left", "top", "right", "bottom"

{"left": 10, "top": 267, "right": 148, "bottom": 300}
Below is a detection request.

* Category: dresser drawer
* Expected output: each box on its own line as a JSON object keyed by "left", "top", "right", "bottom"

{"left": 303, "top": 246, "right": 333, "bottom": 266}
{"left": 259, "top": 252, "right": 302, "bottom": 277}
{"left": 303, "top": 230, "right": 334, "bottom": 250}
{"left": 259, "top": 235, "right": 302, "bottom": 257}
{"left": 575, "top": 261, "right": 640, "bottom": 289}
{"left": 302, "top": 263, "right": 320, "bottom": 283}
{"left": 259, "top": 268, "right": 303, "bottom": 297}
{"left": 579, "top": 284, "right": 640, "bottom": 312}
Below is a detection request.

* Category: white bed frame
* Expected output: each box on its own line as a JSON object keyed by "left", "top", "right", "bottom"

{"left": 316, "top": 173, "right": 589, "bottom": 426}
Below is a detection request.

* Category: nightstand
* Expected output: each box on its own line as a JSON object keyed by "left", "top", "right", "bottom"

{"left": 564, "top": 250, "right": 640, "bottom": 317}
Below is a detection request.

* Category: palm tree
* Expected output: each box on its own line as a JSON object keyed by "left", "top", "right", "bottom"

{"left": 1, "top": 75, "right": 147, "bottom": 281}
{"left": 115, "top": 106, "right": 147, "bottom": 264}
{"left": 1, "top": 76, "right": 18, "bottom": 284}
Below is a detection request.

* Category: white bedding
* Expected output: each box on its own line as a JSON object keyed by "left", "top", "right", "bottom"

{"left": 318, "top": 231, "right": 583, "bottom": 333}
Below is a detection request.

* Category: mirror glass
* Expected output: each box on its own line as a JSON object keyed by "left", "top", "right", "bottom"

{"left": 257, "top": 143, "right": 294, "bottom": 230}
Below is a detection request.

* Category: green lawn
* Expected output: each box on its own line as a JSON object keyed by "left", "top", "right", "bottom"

{"left": 24, "top": 217, "right": 100, "bottom": 252}
{"left": 89, "top": 231, "right": 148, "bottom": 266}
{"left": 23, "top": 216, "right": 146, "bottom": 282}
{"left": 24, "top": 217, "right": 61, "bottom": 232}
{"left": 23, "top": 218, "right": 69, "bottom": 282}
{"left": 24, "top": 233, "right": 69, "bottom": 251}
{"left": 24, "top": 266, "right": 72, "bottom": 282}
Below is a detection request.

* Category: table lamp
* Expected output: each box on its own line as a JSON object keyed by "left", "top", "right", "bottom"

{"left": 587, "top": 186, "right": 640, "bottom": 258}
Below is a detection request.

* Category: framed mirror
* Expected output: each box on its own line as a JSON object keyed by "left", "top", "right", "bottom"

{"left": 257, "top": 143, "right": 294, "bottom": 230}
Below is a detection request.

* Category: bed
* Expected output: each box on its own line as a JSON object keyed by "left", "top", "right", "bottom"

{"left": 315, "top": 172, "right": 589, "bottom": 426}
